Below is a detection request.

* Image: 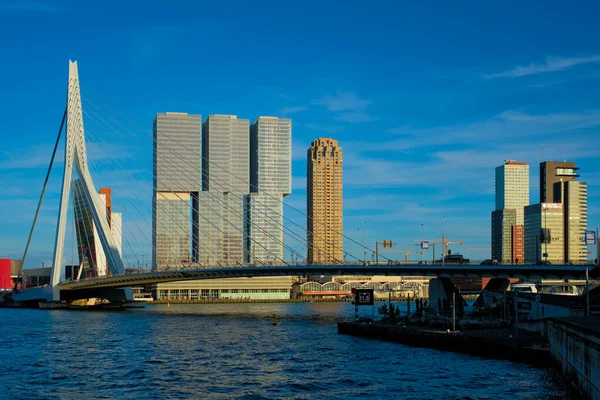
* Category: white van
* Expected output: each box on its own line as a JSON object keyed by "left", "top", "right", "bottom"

{"left": 510, "top": 283, "right": 538, "bottom": 294}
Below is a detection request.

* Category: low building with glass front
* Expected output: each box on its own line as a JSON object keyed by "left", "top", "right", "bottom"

{"left": 153, "top": 276, "right": 293, "bottom": 300}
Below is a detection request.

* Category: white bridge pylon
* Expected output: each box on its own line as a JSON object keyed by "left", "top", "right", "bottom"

{"left": 50, "top": 61, "right": 125, "bottom": 289}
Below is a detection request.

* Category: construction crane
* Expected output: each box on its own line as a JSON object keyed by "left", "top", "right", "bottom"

{"left": 403, "top": 248, "right": 424, "bottom": 262}
{"left": 374, "top": 245, "right": 423, "bottom": 264}
{"left": 414, "top": 238, "right": 464, "bottom": 264}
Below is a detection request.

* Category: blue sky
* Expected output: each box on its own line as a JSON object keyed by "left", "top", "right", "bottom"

{"left": 0, "top": 0, "right": 599, "bottom": 268}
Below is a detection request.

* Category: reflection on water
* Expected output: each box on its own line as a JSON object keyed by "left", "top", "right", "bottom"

{"left": 0, "top": 303, "right": 573, "bottom": 399}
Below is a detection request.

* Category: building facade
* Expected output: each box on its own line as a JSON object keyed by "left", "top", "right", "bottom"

{"left": 562, "top": 181, "right": 588, "bottom": 263}
{"left": 524, "top": 203, "right": 564, "bottom": 264}
{"left": 200, "top": 115, "right": 250, "bottom": 265}
{"left": 540, "top": 161, "right": 579, "bottom": 203}
{"left": 152, "top": 112, "right": 201, "bottom": 270}
{"left": 492, "top": 161, "right": 529, "bottom": 263}
{"left": 538, "top": 161, "right": 588, "bottom": 264}
{"left": 491, "top": 209, "right": 516, "bottom": 263}
{"left": 307, "top": 138, "right": 343, "bottom": 264}
{"left": 495, "top": 161, "right": 529, "bottom": 225}
{"left": 249, "top": 117, "right": 291, "bottom": 265}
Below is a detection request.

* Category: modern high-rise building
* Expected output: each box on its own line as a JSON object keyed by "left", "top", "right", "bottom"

{"left": 533, "top": 161, "right": 588, "bottom": 264}
{"left": 495, "top": 161, "right": 529, "bottom": 225}
{"left": 72, "top": 180, "right": 122, "bottom": 277}
{"left": 491, "top": 160, "right": 529, "bottom": 263}
{"left": 524, "top": 203, "right": 564, "bottom": 263}
{"left": 152, "top": 112, "right": 201, "bottom": 270}
{"left": 199, "top": 115, "right": 250, "bottom": 265}
{"left": 540, "top": 161, "right": 579, "bottom": 203}
{"left": 491, "top": 209, "right": 516, "bottom": 263}
{"left": 558, "top": 180, "right": 588, "bottom": 263}
{"left": 307, "top": 138, "right": 343, "bottom": 264}
{"left": 249, "top": 117, "right": 291, "bottom": 265}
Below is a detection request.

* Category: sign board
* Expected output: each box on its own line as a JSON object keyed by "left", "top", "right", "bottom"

{"left": 382, "top": 240, "right": 393, "bottom": 249}
{"left": 420, "top": 241, "right": 429, "bottom": 249}
{"left": 584, "top": 230, "right": 596, "bottom": 246}
{"left": 354, "top": 288, "right": 374, "bottom": 306}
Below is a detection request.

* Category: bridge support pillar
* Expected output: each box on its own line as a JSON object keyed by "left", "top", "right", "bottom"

{"left": 475, "top": 278, "right": 511, "bottom": 308}
{"left": 428, "top": 278, "right": 467, "bottom": 315}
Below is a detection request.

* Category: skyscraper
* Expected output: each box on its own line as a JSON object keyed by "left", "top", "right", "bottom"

{"left": 524, "top": 203, "right": 564, "bottom": 263}
{"left": 152, "top": 112, "right": 201, "bottom": 270}
{"left": 249, "top": 117, "right": 291, "bottom": 264}
{"left": 558, "top": 180, "right": 588, "bottom": 263}
{"left": 492, "top": 160, "right": 529, "bottom": 263}
{"left": 535, "top": 161, "right": 588, "bottom": 264}
{"left": 540, "top": 161, "right": 579, "bottom": 203}
{"left": 307, "top": 138, "right": 343, "bottom": 264}
{"left": 199, "top": 115, "right": 249, "bottom": 265}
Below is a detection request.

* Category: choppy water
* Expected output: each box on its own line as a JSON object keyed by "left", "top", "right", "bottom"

{"left": 0, "top": 302, "right": 575, "bottom": 399}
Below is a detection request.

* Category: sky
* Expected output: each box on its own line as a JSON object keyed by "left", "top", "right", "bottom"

{"left": 0, "top": 0, "right": 599, "bottom": 269}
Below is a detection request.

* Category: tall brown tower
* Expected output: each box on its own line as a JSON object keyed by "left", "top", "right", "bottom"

{"left": 307, "top": 138, "right": 343, "bottom": 264}
{"left": 539, "top": 161, "right": 579, "bottom": 203}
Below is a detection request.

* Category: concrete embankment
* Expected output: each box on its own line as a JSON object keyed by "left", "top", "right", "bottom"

{"left": 546, "top": 318, "right": 600, "bottom": 400}
{"left": 337, "top": 322, "right": 550, "bottom": 367}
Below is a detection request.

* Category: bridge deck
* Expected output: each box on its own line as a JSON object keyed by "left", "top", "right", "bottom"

{"left": 58, "top": 264, "right": 599, "bottom": 291}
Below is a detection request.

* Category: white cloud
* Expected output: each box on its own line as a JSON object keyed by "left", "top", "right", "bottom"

{"left": 313, "top": 91, "right": 374, "bottom": 123}
{"left": 484, "top": 55, "right": 600, "bottom": 78}
{"left": 278, "top": 106, "right": 308, "bottom": 116}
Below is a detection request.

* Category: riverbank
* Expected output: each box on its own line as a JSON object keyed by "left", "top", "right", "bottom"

{"left": 338, "top": 322, "right": 550, "bottom": 367}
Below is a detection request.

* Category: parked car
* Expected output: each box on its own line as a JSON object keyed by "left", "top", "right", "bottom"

{"left": 480, "top": 259, "right": 498, "bottom": 265}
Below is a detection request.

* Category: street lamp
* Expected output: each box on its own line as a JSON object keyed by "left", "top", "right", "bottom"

{"left": 361, "top": 221, "right": 367, "bottom": 263}
{"left": 356, "top": 228, "right": 360, "bottom": 260}
{"left": 420, "top": 224, "right": 424, "bottom": 263}
{"left": 441, "top": 216, "right": 446, "bottom": 266}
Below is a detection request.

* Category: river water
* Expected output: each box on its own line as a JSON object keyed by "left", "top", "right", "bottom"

{"left": 0, "top": 302, "right": 576, "bottom": 399}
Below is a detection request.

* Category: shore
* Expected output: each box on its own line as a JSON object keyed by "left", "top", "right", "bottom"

{"left": 337, "top": 322, "right": 550, "bottom": 367}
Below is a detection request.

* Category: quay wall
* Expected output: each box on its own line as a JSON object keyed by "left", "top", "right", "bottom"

{"left": 547, "top": 319, "right": 600, "bottom": 400}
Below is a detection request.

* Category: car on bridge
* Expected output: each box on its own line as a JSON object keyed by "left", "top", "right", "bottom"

{"left": 437, "top": 254, "right": 470, "bottom": 265}
{"left": 480, "top": 259, "right": 499, "bottom": 265}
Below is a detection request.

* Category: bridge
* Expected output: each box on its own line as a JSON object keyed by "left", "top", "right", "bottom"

{"left": 4, "top": 61, "right": 598, "bottom": 308}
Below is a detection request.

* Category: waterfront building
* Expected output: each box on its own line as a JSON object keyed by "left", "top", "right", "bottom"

{"left": 72, "top": 180, "right": 122, "bottom": 276}
{"left": 540, "top": 161, "right": 579, "bottom": 203}
{"left": 539, "top": 161, "right": 588, "bottom": 264}
{"left": 200, "top": 115, "right": 250, "bottom": 265}
{"left": 153, "top": 276, "right": 292, "bottom": 300}
{"left": 152, "top": 113, "right": 293, "bottom": 298}
{"left": 307, "top": 138, "right": 343, "bottom": 264}
{"left": 491, "top": 160, "right": 529, "bottom": 263}
{"left": 559, "top": 181, "right": 588, "bottom": 263}
{"left": 152, "top": 112, "right": 202, "bottom": 269}
{"left": 249, "top": 117, "right": 291, "bottom": 264}
{"left": 491, "top": 209, "right": 516, "bottom": 263}
{"left": 524, "top": 203, "right": 564, "bottom": 264}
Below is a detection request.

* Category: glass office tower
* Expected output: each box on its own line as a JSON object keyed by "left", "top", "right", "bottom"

{"left": 249, "top": 117, "right": 291, "bottom": 265}
{"left": 152, "top": 112, "right": 201, "bottom": 270}
{"left": 200, "top": 115, "right": 249, "bottom": 265}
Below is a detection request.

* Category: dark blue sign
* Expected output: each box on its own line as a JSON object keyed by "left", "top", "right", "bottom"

{"left": 355, "top": 289, "right": 374, "bottom": 306}
{"left": 584, "top": 230, "right": 596, "bottom": 246}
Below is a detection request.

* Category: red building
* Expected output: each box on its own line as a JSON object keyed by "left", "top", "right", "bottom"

{"left": 512, "top": 225, "right": 524, "bottom": 264}
{"left": 0, "top": 258, "right": 13, "bottom": 290}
